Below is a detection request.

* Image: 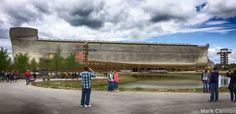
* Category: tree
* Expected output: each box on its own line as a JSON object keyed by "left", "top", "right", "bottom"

{"left": 30, "top": 58, "right": 38, "bottom": 72}
{"left": 14, "top": 53, "right": 30, "bottom": 73}
{"left": 229, "top": 63, "right": 236, "bottom": 70}
{"left": 38, "top": 58, "right": 47, "bottom": 69}
{"left": 0, "top": 47, "right": 11, "bottom": 71}
{"left": 65, "top": 53, "right": 81, "bottom": 71}
{"left": 50, "top": 48, "right": 64, "bottom": 72}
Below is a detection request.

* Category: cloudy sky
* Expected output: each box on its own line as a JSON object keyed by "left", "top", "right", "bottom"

{"left": 0, "top": 0, "right": 236, "bottom": 63}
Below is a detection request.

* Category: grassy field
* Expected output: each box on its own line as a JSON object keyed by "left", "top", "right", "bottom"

{"left": 33, "top": 72, "right": 230, "bottom": 92}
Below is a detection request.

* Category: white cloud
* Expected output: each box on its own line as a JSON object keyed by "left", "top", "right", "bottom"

{"left": 206, "top": 0, "right": 236, "bottom": 18}
{"left": 229, "top": 50, "right": 236, "bottom": 63}
{"left": 182, "top": 27, "right": 236, "bottom": 34}
{"left": 208, "top": 47, "right": 221, "bottom": 63}
{"left": 0, "top": 39, "right": 12, "bottom": 51}
{"left": 0, "top": 0, "right": 235, "bottom": 41}
{"left": 205, "top": 20, "right": 228, "bottom": 26}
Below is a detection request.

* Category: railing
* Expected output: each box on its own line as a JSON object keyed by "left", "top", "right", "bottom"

{"left": 38, "top": 38, "right": 203, "bottom": 46}
{"left": 219, "top": 75, "right": 230, "bottom": 87}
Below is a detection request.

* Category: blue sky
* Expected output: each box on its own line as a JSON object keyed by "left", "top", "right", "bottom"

{"left": 148, "top": 15, "right": 236, "bottom": 63}
{"left": 0, "top": 0, "right": 236, "bottom": 63}
{"left": 149, "top": 16, "right": 236, "bottom": 47}
{"left": 149, "top": 31, "right": 236, "bottom": 48}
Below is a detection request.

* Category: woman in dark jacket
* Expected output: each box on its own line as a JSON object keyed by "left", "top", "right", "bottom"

{"left": 227, "top": 69, "right": 236, "bottom": 102}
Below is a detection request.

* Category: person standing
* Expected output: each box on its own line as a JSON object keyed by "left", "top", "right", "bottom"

{"left": 0, "top": 71, "right": 4, "bottom": 82}
{"left": 1, "top": 71, "right": 6, "bottom": 81}
{"left": 227, "top": 70, "right": 233, "bottom": 101}
{"left": 10, "top": 72, "right": 14, "bottom": 82}
{"left": 24, "top": 70, "right": 31, "bottom": 85}
{"left": 14, "top": 71, "right": 18, "bottom": 82}
{"left": 114, "top": 70, "right": 119, "bottom": 91}
{"left": 6, "top": 72, "right": 10, "bottom": 82}
{"left": 209, "top": 67, "right": 219, "bottom": 102}
{"left": 201, "top": 70, "right": 209, "bottom": 93}
{"left": 108, "top": 71, "right": 114, "bottom": 91}
{"left": 107, "top": 72, "right": 111, "bottom": 91}
{"left": 227, "top": 69, "right": 236, "bottom": 102}
{"left": 79, "top": 66, "right": 96, "bottom": 108}
{"left": 33, "top": 72, "right": 37, "bottom": 81}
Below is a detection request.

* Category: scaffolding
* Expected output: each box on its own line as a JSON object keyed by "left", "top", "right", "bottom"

{"left": 217, "top": 48, "right": 232, "bottom": 67}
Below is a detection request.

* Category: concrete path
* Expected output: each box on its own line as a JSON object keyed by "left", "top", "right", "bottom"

{"left": 0, "top": 80, "right": 236, "bottom": 114}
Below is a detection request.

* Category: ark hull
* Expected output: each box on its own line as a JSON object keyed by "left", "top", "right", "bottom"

{"left": 10, "top": 27, "right": 209, "bottom": 72}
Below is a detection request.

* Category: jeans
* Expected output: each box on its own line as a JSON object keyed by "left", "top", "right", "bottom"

{"left": 230, "top": 89, "right": 235, "bottom": 101}
{"left": 81, "top": 88, "right": 91, "bottom": 105}
{"left": 230, "top": 84, "right": 236, "bottom": 101}
{"left": 202, "top": 80, "right": 209, "bottom": 92}
{"left": 25, "top": 77, "right": 30, "bottom": 85}
{"left": 108, "top": 81, "right": 114, "bottom": 91}
{"left": 114, "top": 82, "right": 118, "bottom": 89}
{"left": 210, "top": 83, "right": 218, "bottom": 101}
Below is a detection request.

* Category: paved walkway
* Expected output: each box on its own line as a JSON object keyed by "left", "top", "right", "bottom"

{"left": 0, "top": 80, "right": 236, "bottom": 114}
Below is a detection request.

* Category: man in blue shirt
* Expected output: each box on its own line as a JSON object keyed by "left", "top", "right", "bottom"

{"left": 79, "top": 66, "right": 96, "bottom": 107}
{"left": 209, "top": 67, "right": 219, "bottom": 102}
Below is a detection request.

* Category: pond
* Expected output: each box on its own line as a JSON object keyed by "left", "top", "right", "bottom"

{"left": 120, "top": 75, "right": 230, "bottom": 89}
{"left": 120, "top": 80, "right": 202, "bottom": 89}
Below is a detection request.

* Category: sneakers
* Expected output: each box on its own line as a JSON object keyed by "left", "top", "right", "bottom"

{"left": 83, "top": 105, "right": 92, "bottom": 108}
{"left": 87, "top": 105, "right": 92, "bottom": 107}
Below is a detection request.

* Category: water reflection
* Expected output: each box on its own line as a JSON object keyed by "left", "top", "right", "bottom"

{"left": 120, "top": 80, "right": 202, "bottom": 89}
{"left": 120, "top": 75, "right": 230, "bottom": 89}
